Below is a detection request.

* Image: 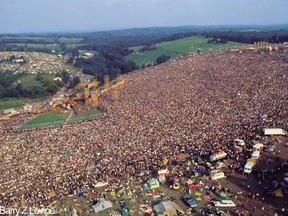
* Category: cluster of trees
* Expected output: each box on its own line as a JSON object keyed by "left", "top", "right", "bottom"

{"left": 156, "top": 55, "right": 171, "bottom": 64}
{"left": 74, "top": 45, "right": 138, "bottom": 84}
{"left": 0, "top": 71, "right": 44, "bottom": 98}
{"left": 0, "top": 71, "right": 80, "bottom": 98}
{"left": 207, "top": 38, "right": 228, "bottom": 44}
{"left": 139, "top": 45, "right": 157, "bottom": 52}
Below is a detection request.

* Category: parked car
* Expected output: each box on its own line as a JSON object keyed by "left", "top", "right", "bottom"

{"left": 215, "top": 161, "right": 227, "bottom": 169}
{"left": 210, "top": 151, "right": 227, "bottom": 162}
{"left": 187, "top": 179, "right": 202, "bottom": 189}
{"left": 182, "top": 196, "right": 197, "bottom": 207}
{"left": 209, "top": 170, "right": 226, "bottom": 181}
{"left": 214, "top": 200, "right": 236, "bottom": 207}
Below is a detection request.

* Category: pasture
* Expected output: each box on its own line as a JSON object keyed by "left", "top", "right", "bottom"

{"left": 127, "top": 36, "right": 245, "bottom": 66}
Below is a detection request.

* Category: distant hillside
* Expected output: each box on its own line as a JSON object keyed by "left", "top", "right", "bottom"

{"left": 126, "top": 36, "right": 246, "bottom": 66}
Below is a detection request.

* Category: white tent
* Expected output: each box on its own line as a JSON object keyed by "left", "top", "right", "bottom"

{"left": 92, "top": 200, "right": 113, "bottom": 213}
{"left": 153, "top": 200, "right": 185, "bottom": 216}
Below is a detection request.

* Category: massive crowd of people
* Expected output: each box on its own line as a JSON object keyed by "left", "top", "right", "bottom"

{"left": 0, "top": 50, "right": 287, "bottom": 209}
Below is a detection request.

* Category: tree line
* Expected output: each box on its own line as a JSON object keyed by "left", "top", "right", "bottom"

{"left": 204, "top": 29, "right": 288, "bottom": 44}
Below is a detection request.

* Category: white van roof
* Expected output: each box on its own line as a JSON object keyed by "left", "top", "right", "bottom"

{"left": 221, "top": 200, "right": 235, "bottom": 204}
{"left": 253, "top": 143, "right": 263, "bottom": 148}
{"left": 252, "top": 151, "right": 260, "bottom": 157}
{"left": 233, "top": 139, "right": 244, "bottom": 143}
{"left": 245, "top": 161, "right": 254, "bottom": 168}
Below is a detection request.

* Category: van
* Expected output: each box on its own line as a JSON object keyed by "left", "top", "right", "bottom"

{"left": 233, "top": 139, "right": 245, "bottom": 152}
{"left": 210, "top": 151, "right": 227, "bottom": 162}
{"left": 244, "top": 161, "right": 255, "bottom": 174}
{"left": 252, "top": 143, "right": 264, "bottom": 151}
{"left": 251, "top": 150, "right": 260, "bottom": 160}
{"left": 263, "top": 128, "right": 286, "bottom": 136}
{"left": 209, "top": 170, "right": 226, "bottom": 180}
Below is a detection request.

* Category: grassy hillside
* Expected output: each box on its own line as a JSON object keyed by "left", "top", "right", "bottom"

{"left": 126, "top": 36, "right": 246, "bottom": 66}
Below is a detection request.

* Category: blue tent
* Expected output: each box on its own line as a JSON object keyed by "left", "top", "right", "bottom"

{"left": 142, "top": 183, "right": 149, "bottom": 190}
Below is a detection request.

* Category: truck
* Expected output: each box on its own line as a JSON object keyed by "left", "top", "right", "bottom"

{"left": 210, "top": 151, "right": 227, "bottom": 162}
{"left": 263, "top": 128, "right": 286, "bottom": 136}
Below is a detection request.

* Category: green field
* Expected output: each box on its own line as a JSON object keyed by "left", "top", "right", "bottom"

{"left": 66, "top": 43, "right": 86, "bottom": 48}
{"left": 14, "top": 74, "right": 55, "bottom": 89}
{"left": 126, "top": 36, "right": 246, "bottom": 66}
{"left": 68, "top": 109, "right": 103, "bottom": 122}
{"left": 58, "top": 37, "right": 83, "bottom": 43}
{"left": 0, "top": 97, "right": 46, "bottom": 110}
{"left": 18, "top": 108, "right": 103, "bottom": 129}
{"left": 19, "top": 110, "right": 68, "bottom": 129}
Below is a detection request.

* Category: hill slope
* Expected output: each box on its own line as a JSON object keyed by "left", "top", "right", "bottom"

{"left": 126, "top": 36, "right": 245, "bottom": 65}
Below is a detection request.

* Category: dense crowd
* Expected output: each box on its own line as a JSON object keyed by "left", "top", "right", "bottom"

{"left": 0, "top": 50, "right": 287, "bottom": 208}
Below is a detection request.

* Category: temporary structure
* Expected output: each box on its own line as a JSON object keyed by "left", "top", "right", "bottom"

{"left": 92, "top": 200, "right": 113, "bottom": 213}
{"left": 153, "top": 200, "right": 185, "bottom": 216}
{"left": 147, "top": 178, "right": 160, "bottom": 189}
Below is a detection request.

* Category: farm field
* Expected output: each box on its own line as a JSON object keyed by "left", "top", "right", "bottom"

{"left": 0, "top": 97, "right": 46, "bottom": 110}
{"left": 66, "top": 43, "right": 86, "bottom": 48}
{"left": 58, "top": 37, "right": 83, "bottom": 43}
{"left": 126, "top": 36, "right": 246, "bottom": 66}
